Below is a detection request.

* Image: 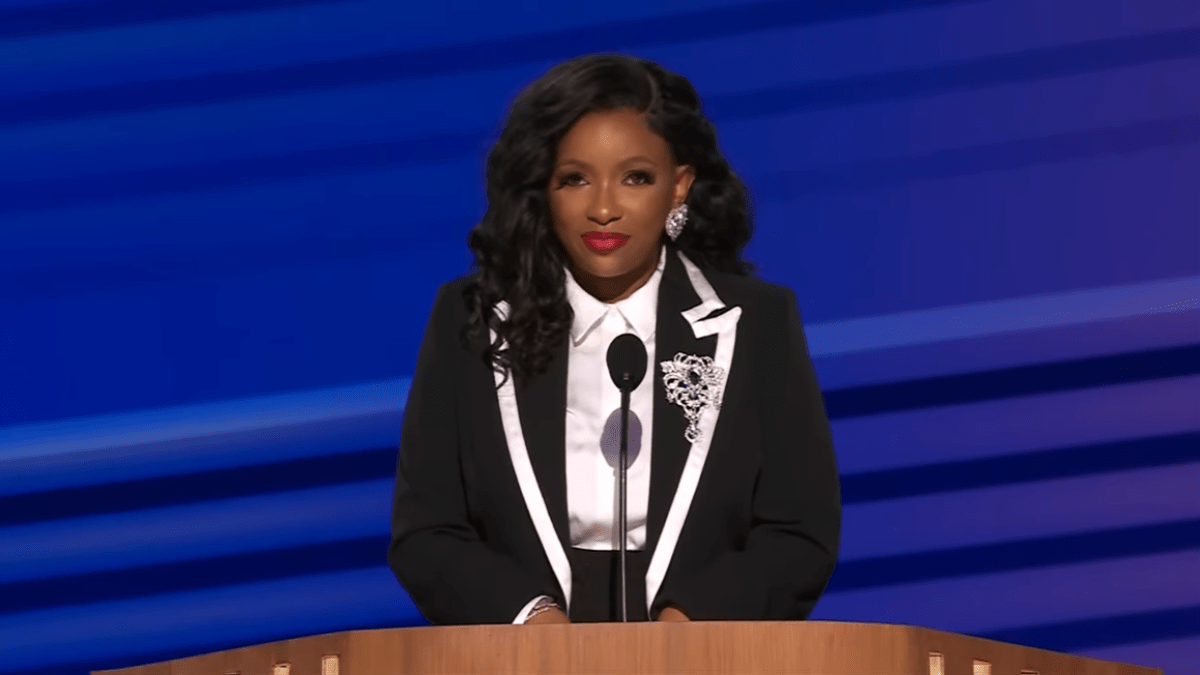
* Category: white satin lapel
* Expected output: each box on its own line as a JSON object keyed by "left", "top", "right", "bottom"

{"left": 645, "top": 252, "right": 742, "bottom": 615}
{"left": 490, "top": 300, "right": 573, "bottom": 611}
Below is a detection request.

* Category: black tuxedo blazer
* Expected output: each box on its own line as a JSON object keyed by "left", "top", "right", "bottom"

{"left": 388, "top": 248, "right": 841, "bottom": 624}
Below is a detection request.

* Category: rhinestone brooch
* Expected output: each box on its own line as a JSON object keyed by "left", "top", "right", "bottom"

{"left": 661, "top": 352, "right": 726, "bottom": 443}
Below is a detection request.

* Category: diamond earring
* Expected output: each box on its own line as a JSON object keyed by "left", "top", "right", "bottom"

{"left": 665, "top": 204, "right": 688, "bottom": 241}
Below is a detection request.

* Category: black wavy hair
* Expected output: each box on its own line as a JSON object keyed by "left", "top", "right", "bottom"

{"left": 463, "top": 53, "right": 754, "bottom": 387}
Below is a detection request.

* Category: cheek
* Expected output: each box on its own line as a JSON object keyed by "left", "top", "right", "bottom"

{"left": 546, "top": 194, "right": 567, "bottom": 229}
{"left": 636, "top": 191, "right": 672, "bottom": 229}
{"left": 548, "top": 193, "right": 581, "bottom": 225}
{"left": 547, "top": 196, "right": 584, "bottom": 253}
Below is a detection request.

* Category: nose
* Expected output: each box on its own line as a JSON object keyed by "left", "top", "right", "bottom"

{"left": 586, "top": 185, "right": 622, "bottom": 226}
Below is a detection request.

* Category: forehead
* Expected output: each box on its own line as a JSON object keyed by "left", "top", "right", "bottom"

{"left": 556, "top": 108, "right": 672, "bottom": 162}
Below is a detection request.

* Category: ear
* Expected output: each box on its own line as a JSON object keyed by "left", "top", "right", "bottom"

{"left": 673, "top": 164, "right": 696, "bottom": 206}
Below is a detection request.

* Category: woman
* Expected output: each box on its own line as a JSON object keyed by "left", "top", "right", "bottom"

{"left": 388, "top": 53, "right": 840, "bottom": 625}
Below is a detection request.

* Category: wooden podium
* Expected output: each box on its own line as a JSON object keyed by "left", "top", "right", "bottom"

{"left": 94, "top": 622, "right": 1161, "bottom": 675}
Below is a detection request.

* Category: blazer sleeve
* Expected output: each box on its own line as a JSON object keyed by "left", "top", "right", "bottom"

{"left": 652, "top": 286, "right": 842, "bottom": 621}
{"left": 387, "top": 283, "right": 561, "bottom": 624}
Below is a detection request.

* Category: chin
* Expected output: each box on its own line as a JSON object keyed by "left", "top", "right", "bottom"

{"left": 576, "top": 260, "right": 633, "bottom": 280}
{"left": 574, "top": 250, "right": 645, "bottom": 279}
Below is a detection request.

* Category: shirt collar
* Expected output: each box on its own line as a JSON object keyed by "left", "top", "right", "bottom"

{"left": 565, "top": 246, "right": 666, "bottom": 346}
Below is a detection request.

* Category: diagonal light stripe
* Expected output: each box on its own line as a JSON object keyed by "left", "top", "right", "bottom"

{"left": 1083, "top": 636, "right": 1200, "bottom": 675}
{"left": 0, "top": 0, "right": 974, "bottom": 125}
{"left": 814, "top": 550, "right": 1200, "bottom": 635}
{"left": 0, "top": 377, "right": 409, "bottom": 464}
{"left": 811, "top": 307, "right": 1200, "bottom": 391}
{"left": 0, "top": 0, "right": 361, "bottom": 40}
{"left": 0, "top": 567, "right": 419, "bottom": 671}
{"left": 0, "top": 407, "right": 404, "bottom": 497}
{"left": 2, "top": 279, "right": 1193, "bottom": 475}
{"left": 832, "top": 376, "right": 1200, "bottom": 474}
{"left": 805, "top": 274, "right": 1199, "bottom": 356}
{"left": 981, "top": 605, "right": 1200, "bottom": 653}
{"left": 839, "top": 462, "right": 1200, "bottom": 560}
{"left": 840, "top": 432, "right": 1200, "bottom": 504}
{"left": 0, "top": 479, "right": 392, "bottom": 584}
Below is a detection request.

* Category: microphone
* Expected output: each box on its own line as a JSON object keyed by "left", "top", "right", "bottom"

{"left": 606, "top": 333, "right": 647, "bottom": 623}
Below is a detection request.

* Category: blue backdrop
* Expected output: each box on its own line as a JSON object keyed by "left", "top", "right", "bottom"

{"left": 1, "top": 1, "right": 1197, "bottom": 673}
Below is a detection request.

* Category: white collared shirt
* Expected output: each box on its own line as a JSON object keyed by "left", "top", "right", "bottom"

{"left": 563, "top": 246, "right": 663, "bottom": 552}
{"left": 513, "top": 247, "right": 664, "bottom": 623}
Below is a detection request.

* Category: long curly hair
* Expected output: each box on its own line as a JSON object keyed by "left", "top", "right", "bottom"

{"left": 463, "top": 53, "right": 754, "bottom": 387}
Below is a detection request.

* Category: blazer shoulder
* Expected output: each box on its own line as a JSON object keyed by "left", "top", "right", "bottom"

{"left": 703, "top": 268, "right": 798, "bottom": 313}
{"left": 428, "top": 272, "right": 479, "bottom": 324}
{"left": 438, "top": 273, "right": 478, "bottom": 304}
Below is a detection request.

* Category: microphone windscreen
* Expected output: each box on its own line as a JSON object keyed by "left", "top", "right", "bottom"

{"left": 606, "top": 333, "right": 647, "bottom": 392}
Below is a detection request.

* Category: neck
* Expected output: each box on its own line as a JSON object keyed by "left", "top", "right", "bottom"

{"left": 570, "top": 244, "right": 663, "bottom": 303}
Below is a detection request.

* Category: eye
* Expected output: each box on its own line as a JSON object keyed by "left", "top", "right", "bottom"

{"left": 555, "top": 172, "right": 586, "bottom": 189}
{"left": 626, "top": 170, "right": 655, "bottom": 186}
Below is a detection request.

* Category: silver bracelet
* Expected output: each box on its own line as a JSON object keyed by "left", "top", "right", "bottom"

{"left": 525, "top": 600, "right": 561, "bottom": 622}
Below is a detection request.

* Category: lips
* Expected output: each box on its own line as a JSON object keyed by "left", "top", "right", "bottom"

{"left": 582, "top": 231, "right": 630, "bottom": 252}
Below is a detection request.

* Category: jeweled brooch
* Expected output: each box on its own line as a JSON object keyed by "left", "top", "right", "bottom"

{"left": 661, "top": 353, "right": 726, "bottom": 443}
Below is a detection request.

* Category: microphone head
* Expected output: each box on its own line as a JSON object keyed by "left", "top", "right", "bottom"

{"left": 606, "top": 333, "right": 648, "bottom": 393}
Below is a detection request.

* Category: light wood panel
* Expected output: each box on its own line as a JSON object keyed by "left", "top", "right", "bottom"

{"left": 94, "top": 621, "right": 1162, "bottom": 675}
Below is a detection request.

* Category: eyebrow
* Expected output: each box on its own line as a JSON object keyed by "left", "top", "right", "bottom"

{"left": 555, "top": 155, "right": 660, "bottom": 169}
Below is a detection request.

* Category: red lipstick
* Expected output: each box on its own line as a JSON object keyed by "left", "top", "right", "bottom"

{"left": 582, "top": 232, "right": 629, "bottom": 252}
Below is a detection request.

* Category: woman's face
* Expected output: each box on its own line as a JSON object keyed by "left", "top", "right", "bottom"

{"left": 547, "top": 107, "right": 694, "bottom": 303}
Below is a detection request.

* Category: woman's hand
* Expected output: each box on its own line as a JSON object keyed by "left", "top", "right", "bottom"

{"left": 655, "top": 605, "right": 691, "bottom": 622}
{"left": 524, "top": 606, "right": 571, "bottom": 625}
